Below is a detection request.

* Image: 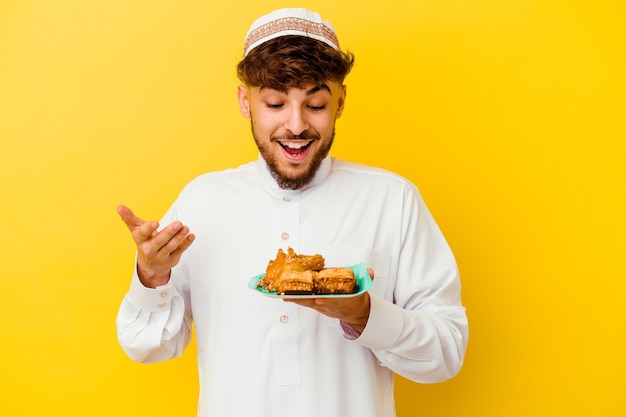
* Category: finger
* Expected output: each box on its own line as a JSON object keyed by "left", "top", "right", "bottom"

{"left": 117, "top": 205, "right": 148, "bottom": 230}
{"left": 367, "top": 268, "right": 375, "bottom": 281}
{"left": 134, "top": 220, "right": 160, "bottom": 244}
{"left": 283, "top": 298, "right": 316, "bottom": 308}
{"left": 139, "top": 227, "right": 194, "bottom": 266}
{"left": 168, "top": 232, "right": 196, "bottom": 257}
{"left": 117, "top": 205, "right": 160, "bottom": 246}
{"left": 155, "top": 223, "right": 191, "bottom": 255}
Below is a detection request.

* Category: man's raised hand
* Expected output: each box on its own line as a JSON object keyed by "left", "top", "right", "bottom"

{"left": 117, "top": 205, "right": 195, "bottom": 288}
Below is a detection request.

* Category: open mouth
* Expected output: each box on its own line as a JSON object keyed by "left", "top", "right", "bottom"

{"left": 278, "top": 140, "right": 314, "bottom": 157}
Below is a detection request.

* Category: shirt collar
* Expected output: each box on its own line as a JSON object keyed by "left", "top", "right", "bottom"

{"left": 256, "top": 152, "right": 332, "bottom": 195}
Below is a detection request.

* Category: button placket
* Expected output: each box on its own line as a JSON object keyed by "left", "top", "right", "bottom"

{"left": 271, "top": 303, "right": 298, "bottom": 340}
{"left": 276, "top": 193, "right": 300, "bottom": 246}
{"left": 270, "top": 302, "right": 300, "bottom": 385}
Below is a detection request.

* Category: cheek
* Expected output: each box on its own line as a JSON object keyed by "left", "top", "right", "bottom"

{"left": 312, "top": 114, "right": 336, "bottom": 134}
{"left": 250, "top": 112, "right": 275, "bottom": 135}
{"left": 251, "top": 107, "right": 281, "bottom": 127}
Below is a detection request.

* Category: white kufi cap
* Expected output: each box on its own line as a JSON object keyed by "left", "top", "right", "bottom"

{"left": 243, "top": 8, "right": 340, "bottom": 57}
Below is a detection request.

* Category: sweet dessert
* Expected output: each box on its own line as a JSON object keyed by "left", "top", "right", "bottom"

{"left": 259, "top": 247, "right": 323, "bottom": 292}
{"left": 294, "top": 249, "right": 325, "bottom": 271}
{"left": 276, "top": 269, "right": 316, "bottom": 295}
{"left": 259, "top": 248, "right": 293, "bottom": 291}
{"left": 257, "top": 248, "right": 358, "bottom": 295}
{"left": 315, "top": 267, "right": 357, "bottom": 294}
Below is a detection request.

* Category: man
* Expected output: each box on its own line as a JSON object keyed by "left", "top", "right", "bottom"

{"left": 116, "top": 8, "right": 468, "bottom": 417}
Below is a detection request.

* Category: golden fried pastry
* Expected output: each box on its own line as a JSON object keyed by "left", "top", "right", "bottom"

{"left": 276, "top": 269, "right": 316, "bottom": 295}
{"left": 315, "top": 268, "right": 357, "bottom": 294}
{"left": 286, "top": 247, "right": 325, "bottom": 271}
{"left": 258, "top": 248, "right": 287, "bottom": 291}
{"left": 260, "top": 248, "right": 321, "bottom": 292}
{"left": 259, "top": 248, "right": 357, "bottom": 295}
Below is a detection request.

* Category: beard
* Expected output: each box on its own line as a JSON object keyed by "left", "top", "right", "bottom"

{"left": 252, "top": 120, "right": 335, "bottom": 190}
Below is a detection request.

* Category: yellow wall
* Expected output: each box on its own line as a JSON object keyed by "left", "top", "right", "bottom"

{"left": 1, "top": 1, "right": 624, "bottom": 416}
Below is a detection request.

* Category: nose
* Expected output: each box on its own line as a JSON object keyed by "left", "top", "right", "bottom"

{"left": 284, "top": 107, "right": 309, "bottom": 136}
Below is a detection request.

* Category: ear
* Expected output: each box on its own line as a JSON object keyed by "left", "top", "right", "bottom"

{"left": 237, "top": 85, "right": 251, "bottom": 118}
{"left": 335, "top": 85, "right": 347, "bottom": 119}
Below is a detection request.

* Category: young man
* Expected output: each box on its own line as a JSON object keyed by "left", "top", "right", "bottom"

{"left": 116, "top": 8, "right": 468, "bottom": 417}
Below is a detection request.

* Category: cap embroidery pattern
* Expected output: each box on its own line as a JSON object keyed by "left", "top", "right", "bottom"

{"left": 244, "top": 17, "right": 339, "bottom": 55}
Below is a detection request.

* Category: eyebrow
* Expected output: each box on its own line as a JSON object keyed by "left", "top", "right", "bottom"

{"left": 305, "top": 84, "right": 331, "bottom": 95}
{"left": 259, "top": 84, "right": 331, "bottom": 95}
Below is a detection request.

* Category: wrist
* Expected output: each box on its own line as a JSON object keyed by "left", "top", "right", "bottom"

{"left": 137, "top": 264, "right": 171, "bottom": 288}
{"left": 342, "top": 294, "right": 371, "bottom": 334}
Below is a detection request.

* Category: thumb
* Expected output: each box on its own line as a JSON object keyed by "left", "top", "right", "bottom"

{"left": 117, "top": 205, "right": 146, "bottom": 230}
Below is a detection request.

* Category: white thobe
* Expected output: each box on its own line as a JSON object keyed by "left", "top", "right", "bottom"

{"left": 116, "top": 154, "right": 468, "bottom": 417}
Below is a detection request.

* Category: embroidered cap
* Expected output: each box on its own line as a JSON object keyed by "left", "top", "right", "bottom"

{"left": 243, "top": 8, "right": 340, "bottom": 57}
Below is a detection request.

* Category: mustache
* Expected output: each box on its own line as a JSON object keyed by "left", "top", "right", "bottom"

{"left": 271, "top": 131, "right": 320, "bottom": 141}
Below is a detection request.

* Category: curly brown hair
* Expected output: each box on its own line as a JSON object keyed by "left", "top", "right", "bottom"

{"left": 237, "top": 35, "right": 354, "bottom": 89}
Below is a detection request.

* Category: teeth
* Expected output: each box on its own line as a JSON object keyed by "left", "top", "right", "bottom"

{"left": 280, "top": 141, "right": 311, "bottom": 149}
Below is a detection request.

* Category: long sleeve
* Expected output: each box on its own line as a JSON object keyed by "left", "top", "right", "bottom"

{"left": 343, "top": 292, "right": 467, "bottom": 383}
{"left": 116, "top": 265, "right": 193, "bottom": 364}
{"left": 337, "top": 174, "right": 468, "bottom": 383}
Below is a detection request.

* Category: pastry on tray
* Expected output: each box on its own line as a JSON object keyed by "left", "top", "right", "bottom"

{"left": 315, "top": 267, "right": 356, "bottom": 294}
{"left": 258, "top": 248, "right": 357, "bottom": 295}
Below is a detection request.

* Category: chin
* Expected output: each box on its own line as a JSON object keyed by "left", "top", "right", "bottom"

{"left": 269, "top": 162, "right": 316, "bottom": 190}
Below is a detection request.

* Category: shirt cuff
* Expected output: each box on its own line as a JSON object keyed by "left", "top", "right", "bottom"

{"left": 340, "top": 294, "right": 403, "bottom": 350}
{"left": 128, "top": 272, "right": 176, "bottom": 313}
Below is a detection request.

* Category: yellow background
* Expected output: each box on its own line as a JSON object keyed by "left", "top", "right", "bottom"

{"left": 1, "top": 0, "right": 624, "bottom": 416}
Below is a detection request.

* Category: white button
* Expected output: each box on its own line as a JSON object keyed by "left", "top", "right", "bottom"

{"left": 160, "top": 291, "right": 168, "bottom": 298}
{"left": 281, "top": 232, "right": 289, "bottom": 240}
{"left": 283, "top": 196, "right": 291, "bottom": 202}
{"left": 280, "top": 315, "right": 289, "bottom": 324}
